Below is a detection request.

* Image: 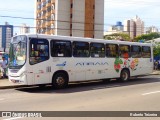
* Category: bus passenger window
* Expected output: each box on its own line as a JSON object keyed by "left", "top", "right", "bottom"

{"left": 73, "top": 41, "right": 89, "bottom": 57}
{"left": 142, "top": 46, "right": 151, "bottom": 58}
{"left": 119, "top": 45, "right": 130, "bottom": 58}
{"left": 106, "top": 44, "right": 118, "bottom": 58}
{"left": 90, "top": 43, "right": 105, "bottom": 58}
{"left": 131, "top": 45, "right": 141, "bottom": 58}
{"left": 51, "top": 40, "right": 72, "bottom": 57}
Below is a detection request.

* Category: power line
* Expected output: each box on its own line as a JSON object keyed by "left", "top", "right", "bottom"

{"left": 11, "top": 25, "right": 156, "bottom": 33}
{"left": 1, "top": 5, "right": 160, "bottom": 21}
{"left": 0, "top": 15, "right": 157, "bottom": 29}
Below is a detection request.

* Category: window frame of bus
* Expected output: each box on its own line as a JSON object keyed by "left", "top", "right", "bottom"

{"left": 29, "top": 38, "right": 49, "bottom": 65}
{"left": 90, "top": 42, "right": 105, "bottom": 58}
{"left": 50, "top": 40, "right": 72, "bottom": 57}
{"left": 119, "top": 45, "right": 130, "bottom": 58}
{"left": 106, "top": 44, "right": 119, "bottom": 58}
{"left": 141, "top": 46, "right": 151, "bottom": 58}
{"left": 131, "top": 45, "right": 141, "bottom": 58}
{"left": 73, "top": 41, "right": 90, "bottom": 57}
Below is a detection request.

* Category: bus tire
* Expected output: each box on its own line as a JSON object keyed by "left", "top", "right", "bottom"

{"left": 119, "top": 69, "right": 130, "bottom": 82}
{"left": 52, "top": 72, "right": 68, "bottom": 89}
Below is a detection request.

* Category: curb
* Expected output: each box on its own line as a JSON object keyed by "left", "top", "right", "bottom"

{"left": 150, "top": 73, "right": 160, "bottom": 75}
{"left": 0, "top": 85, "right": 28, "bottom": 89}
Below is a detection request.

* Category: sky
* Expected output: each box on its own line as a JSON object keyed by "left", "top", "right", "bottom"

{"left": 0, "top": 0, "right": 160, "bottom": 33}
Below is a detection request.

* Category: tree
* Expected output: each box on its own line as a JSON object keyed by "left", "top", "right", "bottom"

{"left": 134, "top": 32, "right": 160, "bottom": 42}
{"left": 104, "top": 33, "right": 130, "bottom": 41}
{"left": 153, "top": 43, "right": 160, "bottom": 58}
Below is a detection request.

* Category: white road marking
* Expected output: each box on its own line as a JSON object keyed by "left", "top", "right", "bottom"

{"left": 142, "top": 91, "right": 160, "bottom": 96}
{"left": 3, "top": 117, "right": 23, "bottom": 120}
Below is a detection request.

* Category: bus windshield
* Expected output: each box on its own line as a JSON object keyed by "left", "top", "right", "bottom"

{"left": 9, "top": 36, "right": 27, "bottom": 69}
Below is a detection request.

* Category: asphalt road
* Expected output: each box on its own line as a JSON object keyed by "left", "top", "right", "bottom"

{"left": 0, "top": 75, "right": 160, "bottom": 120}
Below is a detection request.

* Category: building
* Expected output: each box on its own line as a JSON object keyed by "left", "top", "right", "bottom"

{"left": 19, "top": 23, "right": 30, "bottom": 34}
{"left": 105, "top": 21, "right": 124, "bottom": 35}
{"left": 145, "top": 26, "right": 159, "bottom": 34}
{"left": 134, "top": 16, "right": 144, "bottom": 36}
{"left": 35, "top": 0, "right": 104, "bottom": 39}
{"left": 124, "top": 16, "right": 144, "bottom": 39}
{"left": 0, "top": 22, "right": 13, "bottom": 52}
{"left": 124, "top": 19, "right": 135, "bottom": 39}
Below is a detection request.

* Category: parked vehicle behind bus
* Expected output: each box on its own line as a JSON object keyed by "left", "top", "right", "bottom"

{"left": 8, "top": 34, "right": 153, "bottom": 88}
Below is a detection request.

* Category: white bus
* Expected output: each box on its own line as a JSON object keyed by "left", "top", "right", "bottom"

{"left": 8, "top": 34, "right": 153, "bottom": 88}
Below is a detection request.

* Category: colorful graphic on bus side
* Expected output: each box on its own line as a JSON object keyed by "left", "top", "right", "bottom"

{"left": 114, "top": 58, "right": 139, "bottom": 73}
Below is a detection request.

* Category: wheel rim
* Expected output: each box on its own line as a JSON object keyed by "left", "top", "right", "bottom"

{"left": 56, "top": 77, "right": 65, "bottom": 86}
{"left": 122, "top": 72, "right": 128, "bottom": 81}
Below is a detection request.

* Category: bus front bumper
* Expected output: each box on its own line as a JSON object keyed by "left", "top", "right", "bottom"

{"left": 9, "top": 74, "right": 27, "bottom": 85}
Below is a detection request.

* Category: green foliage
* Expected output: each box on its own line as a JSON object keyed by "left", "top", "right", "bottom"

{"left": 134, "top": 32, "right": 160, "bottom": 42}
{"left": 134, "top": 32, "right": 160, "bottom": 57}
{"left": 153, "top": 43, "right": 160, "bottom": 57}
{"left": 104, "top": 33, "right": 130, "bottom": 41}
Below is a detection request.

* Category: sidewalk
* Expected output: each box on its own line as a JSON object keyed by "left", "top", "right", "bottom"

{"left": 0, "top": 71, "right": 160, "bottom": 89}
{"left": 151, "top": 70, "right": 160, "bottom": 75}
{"left": 0, "top": 79, "right": 26, "bottom": 89}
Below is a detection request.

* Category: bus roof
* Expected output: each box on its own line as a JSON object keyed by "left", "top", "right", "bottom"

{"left": 13, "top": 34, "right": 152, "bottom": 46}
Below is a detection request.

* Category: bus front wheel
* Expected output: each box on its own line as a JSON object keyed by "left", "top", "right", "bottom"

{"left": 52, "top": 72, "right": 68, "bottom": 89}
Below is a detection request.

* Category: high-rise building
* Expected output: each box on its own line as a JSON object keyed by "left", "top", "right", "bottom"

{"left": 134, "top": 16, "right": 144, "bottom": 37}
{"left": 35, "top": 0, "right": 104, "bottom": 39}
{"left": 146, "top": 26, "right": 159, "bottom": 34}
{"left": 124, "top": 16, "right": 144, "bottom": 39}
{"left": 19, "top": 23, "right": 30, "bottom": 34}
{"left": 124, "top": 19, "right": 135, "bottom": 39}
{"left": 0, "top": 22, "right": 13, "bottom": 51}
